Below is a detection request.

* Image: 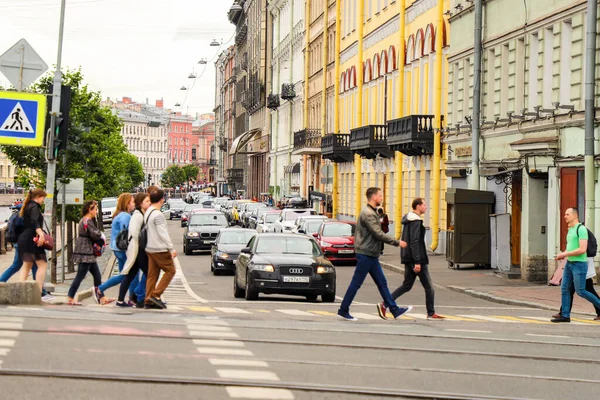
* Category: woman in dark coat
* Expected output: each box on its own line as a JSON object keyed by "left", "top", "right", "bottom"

{"left": 18, "top": 188, "right": 48, "bottom": 292}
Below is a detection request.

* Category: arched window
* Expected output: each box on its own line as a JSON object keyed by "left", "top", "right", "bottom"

{"left": 414, "top": 29, "right": 425, "bottom": 60}
{"left": 388, "top": 46, "right": 397, "bottom": 70}
{"left": 424, "top": 23, "right": 435, "bottom": 55}
{"left": 340, "top": 71, "right": 346, "bottom": 92}
{"left": 380, "top": 50, "right": 388, "bottom": 75}
{"left": 373, "top": 54, "right": 381, "bottom": 79}
{"left": 406, "top": 35, "right": 415, "bottom": 64}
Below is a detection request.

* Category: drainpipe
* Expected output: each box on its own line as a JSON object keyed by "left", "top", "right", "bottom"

{"left": 355, "top": 0, "right": 365, "bottom": 218}
{"left": 471, "top": 0, "right": 482, "bottom": 190}
{"left": 394, "top": 0, "right": 406, "bottom": 239}
{"left": 265, "top": 2, "right": 272, "bottom": 198}
{"left": 584, "top": 0, "right": 597, "bottom": 228}
{"left": 303, "top": 0, "right": 311, "bottom": 199}
{"left": 430, "top": 0, "right": 445, "bottom": 252}
{"left": 320, "top": 0, "right": 329, "bottom": 197}
{"left": 273, "top": 8, "right": 280, "bottom": 201}
{"left": 333, "top": 0, "right": 341, "bottom": 218}
{"left": 288, "top": 3, "right": 294, "bottom": 197}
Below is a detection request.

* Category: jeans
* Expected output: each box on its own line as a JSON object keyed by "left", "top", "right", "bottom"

{"left": 561, "top": 261, "right": 600, "bottom": 318}
{"left": 559, "top": 278, "right": 600, "bottom": 316}
{"left": 339, "top": 254, "right": 401, "bottom": 316}
{"left": 134, "top": 272, "right": 146, "bottom": 300}
{"left": 0, "top": 244, "right": 39, "bottom": 282}
{"left": 391, "top": 263, "right": 435, "bottom": 316}
{"left": 119, "top": 254, "right": 148, "bottom": 302}
{"left": 99, "top": 250, "right": 133, "bottom": 296}
{"left": 67, "top": 262, "right": 102, "bottom": 299}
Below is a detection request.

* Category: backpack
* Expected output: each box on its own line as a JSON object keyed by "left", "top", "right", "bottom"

{"left": 116, "top": 228, "right": 130, "bottom": 251}
{"left": 6, "top": 211, "right": 24, "bottom": 243}
{"left": 139, "top": 209, "right": 156, "bottom": 252}
{"left": 576, "top": 224, "right": 598, "bottom": 257}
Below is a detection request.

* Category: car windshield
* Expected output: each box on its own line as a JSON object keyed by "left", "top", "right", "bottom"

{"left": 170, "top": 201, "right": 186, "bottom": 209}
{"left": 201, "top": 201, "right": 214, "bottom": 209}
{"left": 190, "top": 214, "right": 228, "bottom": 226}
{"left": 323, "top": 223, "right": 355, "bottom": 237}
{"left": 184, "top": 204, "right": 197, "bottom": 211}
{"left": 102, "top": 199, "right": 117, "bottom": 208}
{"left": 283, "top": 210, "right": 316, "bottom": 221}
{"left": 247, "top": 203, "right": 265, "bottom": 211}
{"left": 219, "top": 231, "right": 257, "bottom": 245}
{"left": 255, "top": 237, "right": 322, "bottom": 256}
{"left": 214, "top": 198, "right": 227, "bottom": 205}
{"left": 264, "top": 214, "right": 279, "bottom": 223}
{"left": 305, "top": 220, "right": 324, "bottom": 233}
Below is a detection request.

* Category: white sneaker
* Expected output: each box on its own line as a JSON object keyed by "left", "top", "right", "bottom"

{"left": 41, "top": 294, "right": 55, "bottom": 302}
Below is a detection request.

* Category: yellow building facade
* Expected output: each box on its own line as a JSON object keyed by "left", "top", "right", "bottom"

{"left": 330, "top": 0, "right": 450, "bottom": 252}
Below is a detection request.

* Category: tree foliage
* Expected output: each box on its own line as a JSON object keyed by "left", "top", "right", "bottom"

{"left": 182, "top": 164, "right": 200, "bottom": 183}
{"left": 0, "top": 68, "right": 144, "bottom": 222}
{"left": 161, "top": 165, "right": 186, "bottom": 188}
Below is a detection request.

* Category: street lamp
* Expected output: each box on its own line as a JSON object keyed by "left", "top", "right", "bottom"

{"left": 180, "top": 86, "right": 188, "bottom": 91}
{"left": 210, "top": 38, "right": 221, "bottom": 47}
{"left": 188, "top": 72, "right": 197, "bottom": 79}
{"left": 175, "top": 102, "right": 181, "bottom": 107}
{"left": 198, "top": 58, "right": 207, "bottom": 65}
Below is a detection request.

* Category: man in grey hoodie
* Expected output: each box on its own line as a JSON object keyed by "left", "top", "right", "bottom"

{"left": 385, "top": 197, "right": 445, "bottom": 320}
{"left": 337, "top": 187, "right": 412, "bottom": 321}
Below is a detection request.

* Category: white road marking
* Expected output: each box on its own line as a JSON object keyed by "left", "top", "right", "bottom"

{"left": 209, "top": 359, "right": 269, "bottom": 367}
{"left": 171, "top": 258, "right": 208, "bottom": 303}
{"left": 0, "top": 317, "right": 24, "bottom": 323}
{"left": 458, "top": 315, "right": 519, "bottom": 323}
{"left": 226, "top": 387, "right": 294, "bottom": 399}
{"left": 190, "top": 331, "right": 240, "bottom": 338}
{"left": 276, "top": 309, "right": 318, "bottom": 317}
{"left": 525, "top": 334, "right": 572, "bottom": 339}
{"left": 351, "top": 312, "right": 381, "bottom": 320}
{"left": 184, "top": 318, "right": 229, "bottom": 326}
{"left": 522, "top": 316, "right": 588, "bottom": 325}
{"left": 405, "top": 313, "right": 428, "bottom": 320}
{"left": 0, "top": 331, "right": 20, "bottom": 338}
{"left": 186, "top": 325, "right": 232, "bottom": 332}
{"left": 0, "top": 323, "right": 22, "bottom": 330}
{"left": 193, "top": 339, "right": 245, "bottom": 347}
{"left": 0, "top": 340, "right": 15, "bottom": 347}
{"left": 214, "top": 307, "right": 252, "bottom": 314}
{"left": 218, "top": 369, "right": 280, "bottom": 381}
{"left": 196, "top": 347, "right": 253, "bottom": 356}
{"left": 445, "top": 329, "right": 492, "bottom": 334}
{"left": 0, "top": 349, "right": 10, "bottom": 356}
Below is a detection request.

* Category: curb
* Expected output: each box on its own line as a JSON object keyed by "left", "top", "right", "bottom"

{"left": 380, "top": 261, "right": 595, "bottom": 317}
{"left": 74, "top": 254, "right": 116, "bottom": 302}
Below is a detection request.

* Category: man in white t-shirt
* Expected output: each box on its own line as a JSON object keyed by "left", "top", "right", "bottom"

{"left": 554, "top": 256, "right": 600, "bottom": 321}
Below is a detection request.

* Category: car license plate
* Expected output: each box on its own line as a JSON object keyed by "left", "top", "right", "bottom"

{"left": 204, "top": 240, "right": 213, "bottom": 244}
{"left": 338, "top": 249, "right": 354, "bottom": 254}
{"left": 283, "top": 276, "right": 310, "bottom": 283}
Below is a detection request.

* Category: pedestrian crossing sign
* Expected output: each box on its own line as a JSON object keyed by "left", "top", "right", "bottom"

{"left": 0, "top": 91, "right": 46, "bottom": 147}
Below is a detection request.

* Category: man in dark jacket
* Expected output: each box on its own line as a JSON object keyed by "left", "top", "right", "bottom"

{"left": 384, "top": 197, "right": 445, "bottom": 320}
{"left": 338, "top": 187, "right": 412, "bottom": 321}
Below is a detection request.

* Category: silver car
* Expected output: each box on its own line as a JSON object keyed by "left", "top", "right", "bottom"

{"left": 101, "top": 197, "right": 118, "bottom": 225}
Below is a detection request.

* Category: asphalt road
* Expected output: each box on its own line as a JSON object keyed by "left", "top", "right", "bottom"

{"left": 0, "top": 219, "right": 599, "bottom": 399}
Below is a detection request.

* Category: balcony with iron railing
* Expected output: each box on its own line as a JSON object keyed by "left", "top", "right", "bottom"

{"left": 226, "top": 168, "right": 244, "bottom": 181}
{"left": 292, "top": 129, "right": 322, "bottom": 155}
{"left": 387, "top": 115, "right": 436, "bottom": 156}
{"left": 321, "top": 133, "right": 354, "bottom": 163}
{"left": 349, "top": 125, "right": 393, "bottom": 159}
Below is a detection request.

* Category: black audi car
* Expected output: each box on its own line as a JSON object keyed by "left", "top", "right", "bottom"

{"left": 183, "top": 212, "right": 229, "bottom": 255}
{"left": 233, "top": 233, "right": 336, "bottom": 302}
{"left": 211, "top": 228, "right": 257, "bottom": 275}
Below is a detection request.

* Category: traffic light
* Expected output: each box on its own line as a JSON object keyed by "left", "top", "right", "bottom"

{"left": 46, "top": 85, "right": 72, "bottom": 157}
{"left": 147, "top": 173, "right": 152, "bottom": 184}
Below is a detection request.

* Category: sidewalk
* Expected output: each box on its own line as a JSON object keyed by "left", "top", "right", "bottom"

{"left": 379, "top": 244, "right": 599, "bottom": 317}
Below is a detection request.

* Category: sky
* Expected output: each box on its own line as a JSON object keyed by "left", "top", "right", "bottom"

{"left": 0, "top": 0, "right": 235, "bottom": 116}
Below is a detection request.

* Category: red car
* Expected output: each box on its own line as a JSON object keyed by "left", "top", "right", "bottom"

{"left": 313, "top": 221, "right": 357, "bottom": 264}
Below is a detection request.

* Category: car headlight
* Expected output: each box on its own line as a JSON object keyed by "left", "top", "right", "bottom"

{"left": 252, "top": 264, "right": 274, "bottom": 272}
{"left": 216, "top": 251, "right": 229, "bottom": 259}
{"left": 317, "top": 265, "right": 334, "bottom": 274}
{"left": 187, "top": 232, "right": 199, "bottom": 237}
{"left": 320, "top": 241, "right": 333, "bottom": 247}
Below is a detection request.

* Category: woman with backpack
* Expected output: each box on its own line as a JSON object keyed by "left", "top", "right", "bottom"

{"left": 17, "top": 188, "right": 49, "bottom": 294}
{"left": 116, "top": 192, "right": 151, "bottom": 308}
{"left": 68, "top": 200, "right": 108, "bottom": 305}
{"left": 96, "top": 193, "right": 135, "bottom": 304}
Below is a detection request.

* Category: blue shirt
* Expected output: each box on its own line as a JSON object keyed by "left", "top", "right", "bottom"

{"left": 110, "top": 211, "right": 131, "bottom": 251}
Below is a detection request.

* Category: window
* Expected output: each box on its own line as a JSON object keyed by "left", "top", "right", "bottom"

{"left": 560, "top": 20, "right": 572, "bottom": 105}
{"left": 528, "top": 32, "right": 539, "bottom": 109}
{"left": 543, "top": 27, "right": 554, "bottom": 108}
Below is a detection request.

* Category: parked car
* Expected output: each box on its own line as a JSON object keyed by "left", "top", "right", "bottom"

{"left": 296, "top": 218, "right": 327, "bottom": 236}
{"left": 256, "top": 211, "right": 281, "bottom": 233}
{"left": 273, "top": 208, "right": 317, "bottom": 233}
{"left": 101, "top": 197, "right": 118, "bottom": 225}
{"left": 313, "top": 221, "right": 357, "bottom": 264}
{"left": 162, "top": 199, "right": 187, "bottom": 220}
{"left": 183, "top": 211, "right": 229, "bottom": 255}
{"left": 233, "top": 233, "right": 336, "bottom": 302}
{"left": 242, "top": 202, "right": 268, "bottom": 228}
{"left": 210, "top": 228, "right": 258, "bottom": 275}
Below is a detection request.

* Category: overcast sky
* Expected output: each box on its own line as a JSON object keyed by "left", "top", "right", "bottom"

{"left": 0, "top": 0, "right": 235, "bottom": 116}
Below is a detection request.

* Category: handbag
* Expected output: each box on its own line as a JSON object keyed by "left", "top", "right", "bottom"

{"left": 33, "top": 220, "right": 54, "bottom": 251}
{"left": 549, "top": 259, "right": 566, "bottom": 286}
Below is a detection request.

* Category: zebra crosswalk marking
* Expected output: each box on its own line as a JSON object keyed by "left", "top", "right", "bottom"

{"left": 492, "top": 316, "right": 552, "bottom": 324}
{"left": 308, "top": 310, "right": 338, "bottom": 316}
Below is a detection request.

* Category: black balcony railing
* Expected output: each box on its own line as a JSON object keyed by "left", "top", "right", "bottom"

{"left": 322, "top": 133, "right": 353, "bottom": 163}
{"left": 209, "top": 159, "right": 217, "bottom": 166}
{"left": 293, "top": 129, "right": 322, "bottom": 153}
{"left": 226, "top": 168, "right": 244, "bottom": 181}
{"left": 387, "top": 115, "right": 435, "bottom": 156}
{"left": 349, "top": 125, "right": 393, "bottom": 159}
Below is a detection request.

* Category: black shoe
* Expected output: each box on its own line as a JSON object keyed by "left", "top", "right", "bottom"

{"left": 149, "top": 297, "right": 167, "bottom": 309}
{"left": 136, "top": 301, "right": 145, "bottom": 309}
{"left": 130, "top": 293, "right": 138, "bottom": 304}
{"left": 144, "top": 303, "right": 162, "bottom": 309}
{"left": 116, "top": 301, "right": 133, "bottom": 308}
{"left": 551, "top": 315, "right": 570, "bottom": 323}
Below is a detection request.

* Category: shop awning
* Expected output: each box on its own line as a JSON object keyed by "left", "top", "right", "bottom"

{"left": 284, "top": 163, "right": 300, "bottom": 174}
{"left": 230, "top": 128, "right": 261, "bottom": 155}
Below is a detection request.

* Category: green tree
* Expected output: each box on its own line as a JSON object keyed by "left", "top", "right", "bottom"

{"left": 182, "top": 164, "right": 200, "bottom": 184}
{"left": 161, "top": 165, "right": 185, "bottom": 188}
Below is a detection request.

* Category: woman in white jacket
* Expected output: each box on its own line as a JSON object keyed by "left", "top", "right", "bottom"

{"left": 116, "top": 193, "right": 151, "bottom": 307}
